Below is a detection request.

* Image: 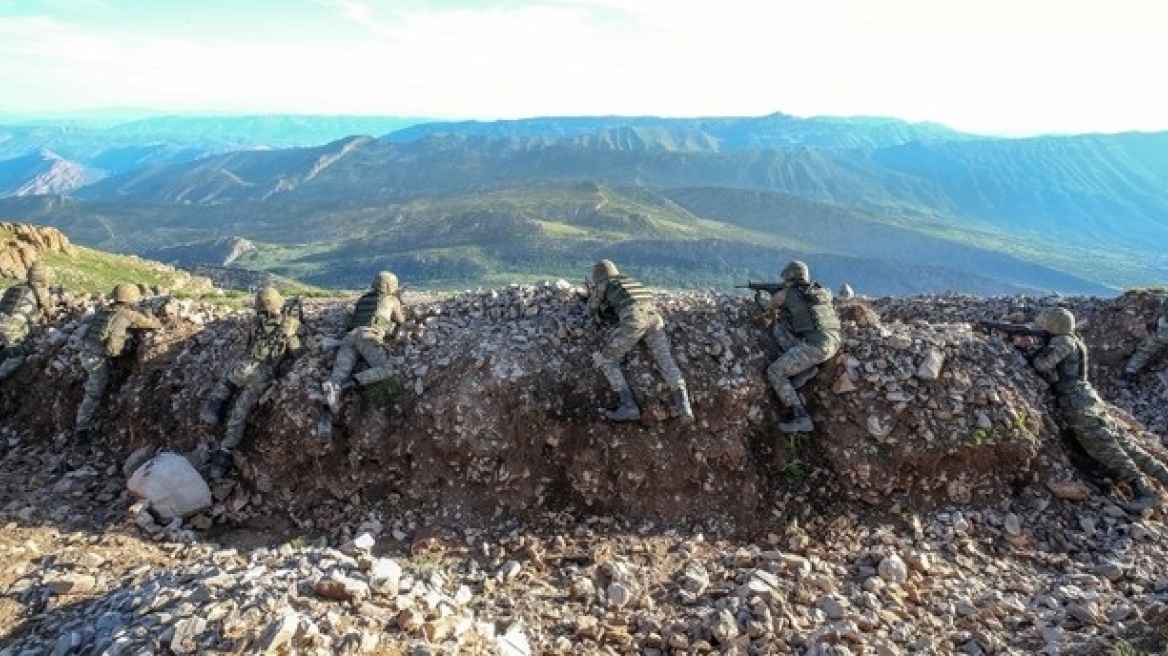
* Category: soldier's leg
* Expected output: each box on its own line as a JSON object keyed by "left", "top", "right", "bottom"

{"left": 0, "top": 355, "right": 24, "bottom": 380}
{"left": 200, "top": 363, "right": 247, "bottom": 425}
{"left": 1114, "top": 427, "right": 1168, "bottom": 487}
{"left": 767, "top": 343, "right": 830, "bottom": 433}
{"left": 74, "top": 353, "right": 109, "bottom": 432}
{"left": 1064, "top": 411, "right": 1144, "bottom": 483}
{"left": 221, "top": 369, "right": 274, "bottom": 452}
{"left": 644, "top": 315, "right": 694, "bottom": 424}
{"left": 324, "top": 333, "right": 360, "bottom": 412}
{"left": 353, "top": 331, "right": 395, "bottom": 386}
{"left": 1125, "top": 330, "right": 1168, "bottom": 376}
{"left": 594, "top": 312, "right": 651, "bottom": 421}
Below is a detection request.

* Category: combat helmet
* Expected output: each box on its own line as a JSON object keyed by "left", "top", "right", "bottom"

{"left": 782, "top": 260, "right": 810, "bottom": 283}
{"left": 256, "top": 286, "right": 284, "bottom": 314}
{"left": 26, "top": 261, "right": 48, "bottom": 285}
{"left": 1035, "top": 307, "right": 1075, "bottom": 335}
{"left": 592, "top": 259, "right": 619, "bottom": 285}
{"left": 373, "top": 271, "right": 399, "bottom": 295}
{"left": 112, "top": 283, "right": 141, "bottom": 304}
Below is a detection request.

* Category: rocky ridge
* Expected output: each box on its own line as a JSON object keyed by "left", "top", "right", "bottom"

{"left": 1, "top": 287, "right": 1168, "bottom": 654}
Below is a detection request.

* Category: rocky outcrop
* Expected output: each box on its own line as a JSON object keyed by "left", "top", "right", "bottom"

{"left": 0, "top": 222, "right": 73, "bottom": 279}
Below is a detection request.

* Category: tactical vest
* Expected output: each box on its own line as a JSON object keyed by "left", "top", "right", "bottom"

{"left": 88, "top": 306, "right": 133, "bottom": 357}
{"left": 250, "top": 315, "right": 293, "bottom": 362}
{"left": 784, "top": 282, "right": 841, "bottom": 336}
{"left": 1052, "top": 335, "right": 1090, "bottom": 390}
{"left": 605, "top": 276, "right": 653, "bottom": 312}
{"left": 0, "top": 284, "right": 35, "bottom": 317}
{"left": 351, "top": 291, "right": 390, "bottom": 329}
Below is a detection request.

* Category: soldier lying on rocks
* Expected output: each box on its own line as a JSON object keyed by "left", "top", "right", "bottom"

{"left": 318, "top": 271, "right": 406, "bottom": 439}
{"left": 0, "top": 261, "right": 58, "bottom": 381}
{"left": 1123, "top": 293, "right": 1167, "bottom": 382}
{"left": 586, "top": 259, "right": 694, "bottom": 424}
{"left": 763, "top": 260, "right": 841, "bottom": 433}
{"left": 1030, "top": 307, "right": 1167, "bottom": 513}
{"left": 74, "top": 283, "right": 162, "bottom": 453}
{"left": 200, "top": 286, "right": 303, "bottom": 476}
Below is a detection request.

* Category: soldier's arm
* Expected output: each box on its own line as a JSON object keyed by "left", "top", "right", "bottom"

{"left": 128, "top": 309, "right": 163, "bottom": 331}
{"left": 1031, "top": 336, "right": 1074, "bottom": 379}
{"left": 32, "top": 287, "right": 57, "bottom": 320}
{"left": 282, "top": 316, "right": 304, "bottom": 357}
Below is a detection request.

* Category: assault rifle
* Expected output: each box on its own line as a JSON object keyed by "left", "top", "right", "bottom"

{"left": 974, "top": 321, "right": 1052, "bottom": 360}
{"left": 736, "top": 280, "right": 786, "bottom": 307}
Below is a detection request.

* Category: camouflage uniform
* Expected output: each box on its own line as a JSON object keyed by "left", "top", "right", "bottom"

{"left": 1125, "top": 295, "right": 1168, "bottom": 377}
{"left": 323, "top": 272, "right": 406, "bottom": 413}
{"left": 202, "top": 288, "right": 302, "bottom": 452}
{"left": 0, "top": 262, "right": 55, "bottom": 380}
{"left": 74, "top": 285, "right": 162, "bottom": 439}
{"left": 766, "top": 261, "right": 841, "bottom": 433}
{"left": 587, "top": 260, "right": 693, "bottom": 423}
{"left": 1032, "top": 307, "right": 1166, "bottom": 512}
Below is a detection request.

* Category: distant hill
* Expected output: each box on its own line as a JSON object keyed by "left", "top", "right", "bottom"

{"left": 1, "top": 112, "right": 1165, "bottom": 294}
{"left": 0, "top": 150, "right": 99, "bottom": 196}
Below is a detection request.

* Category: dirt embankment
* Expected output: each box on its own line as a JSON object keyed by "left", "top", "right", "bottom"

{"left": 7, "top": 286, "right": 1166, "bottom": 536}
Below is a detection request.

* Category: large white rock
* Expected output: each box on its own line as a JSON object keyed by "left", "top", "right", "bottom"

{"left": 127, "top": 452, "right": 212, "bottom": 520}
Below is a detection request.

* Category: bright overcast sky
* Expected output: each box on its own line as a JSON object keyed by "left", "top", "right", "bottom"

{"left": 0, "top": 0, "right": 1164, "bottom": 135}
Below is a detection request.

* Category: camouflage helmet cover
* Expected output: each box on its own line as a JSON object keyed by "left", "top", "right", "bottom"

{"left": 112, "top": 283, "right": 141, "bottom": 304}
{"left": 591, "top": 259, "right": 619, "bottom": 284}
{"left": 782, "top": 260, "right": 810, "bottom": 283}
{"left": 1036, "top": 306, "right": 1075, "bottom": 335}
{"left": 26, "top": 261, "right": 48, "bottom": 284}
{"left": 256, "top": 286, "right": 284, "bottom": 313}
{"left": 373, "top": 271, "right": 399, "bottom": 294}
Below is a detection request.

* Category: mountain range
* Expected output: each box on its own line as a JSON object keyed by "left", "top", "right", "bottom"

{"left": 1, "top": 111, "right": 1165, "bottom": 294}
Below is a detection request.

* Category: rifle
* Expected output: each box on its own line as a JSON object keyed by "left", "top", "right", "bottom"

{"left": 974, "top": 321, "right": 1052, "bottom": 360}
{"left": 282, "top": 295, "right": 305, "bottom": 323}
{"left": 736, "top": 281, "right": 786, "bottom": 308}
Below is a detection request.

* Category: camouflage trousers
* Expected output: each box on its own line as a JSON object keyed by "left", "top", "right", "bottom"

{"left": 766, "top": 325, "right": 839, "bottom": 408}
{"left": 1125, "top": 325, "right": 1168, "bottom": 375}
{"left": 1057, "top": 384, "right": 1168, "bottom": 486}
{"left": 594, "top": 305, "right": 685, "bottom": 391}
{"left": 207, "top": 359, "right": 278, "bottom": 451}
{"left": 0, "top": 315, "right": 30, "bottom": 349}
{"left": 75, "top": 349, "right": 111, "bottom": 431}
{"left": 329, "top": 327, "right": 391, "bottom": 386}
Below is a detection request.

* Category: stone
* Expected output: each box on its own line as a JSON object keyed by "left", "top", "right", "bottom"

{"left": 126, "top": 452, "right": 212, "bottom": 520}
{"left": 878, "top": 555, "right": 909, "bottom": 585}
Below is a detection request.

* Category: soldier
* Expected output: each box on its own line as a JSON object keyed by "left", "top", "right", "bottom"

{"left": 765, "top": 260, "right": 841, "bottom": 433}
{"left": 0, "top": 261, "right": 57, "bottom": 380}
{"left": 200, "top": 286, "right": 302, "bottom": 473}
{"left": 321, "top": 271, "right": 406, "bottom": 418}
{"left": 1123, "top": 294, "right": 1168, "bottom": 381}
{"left": 1031, "top": 307, "right": 1166, "bottom": 513}
{"left": 586, "top": 259, "right": 694, "bottom": 424}
{"left": 74, "top": 283, "right": 162, "bottom": 449}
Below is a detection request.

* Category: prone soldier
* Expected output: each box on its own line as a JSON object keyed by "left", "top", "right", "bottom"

{"left": 1030, "top": 307, "right": 1167, "bottom": 513}
{"left": 200, "top": 286, "right": 303, "bottom": 473}
{"left": 0, "top": 261, "right": 57, "bottom": 380}
{"left": 74, "top": 283, "right": 162, "bottom": 450}
{"left": 586, "top": 259, "right": 694, "bottom": 424}
{"left": 1124, "top": 293, "right": 1168, "bottom": 381}
{"left": 762, "top": 260, "right": 841, "bottom": 433}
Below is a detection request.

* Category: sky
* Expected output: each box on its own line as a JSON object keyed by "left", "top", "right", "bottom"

{"left": 0, "top": 0, "right": 1165, "bottom": 136}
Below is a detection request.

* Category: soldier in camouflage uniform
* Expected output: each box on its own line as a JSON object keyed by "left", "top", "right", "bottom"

{"left": 587, "top": 259, "right": 694, "bottom": 424}
{"left": 0, "top": 261, "right": 57, "bottom": 380}
{"left": 765, "top": 260, "right": 841, "bottom": 433}
{"left": 200, "top": 287, "right": 302, "bottom": 472}
{"left": 1123, "top": 294, "right": 1168, "bottom": 380}
{"left": 322, "top": 271, "right": 406, "bottom": 415}
{"left": 1031, "top": 307, "right": 1166, "bottom": 513}
{"left": 74, "top": 283, "right": 162, "bottom": 449}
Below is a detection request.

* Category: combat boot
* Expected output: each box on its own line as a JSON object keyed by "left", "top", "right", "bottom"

{"left": 672, "top": 385, "right": 695, "bottom": 425}
{"left": 206, "top": 449, "right": 233, "bottom": 480}
{"left": 200, "top": 396, "right": 229, "bottom": 426}
{"left": 322, "top": 380, "right": 343, "bottom": 414}
{"left": 779, "top": 406, "right": 814, "bottom": 433}
{"left": 72, "top": 428, "right": 92, "bottom": 456}
{"left": 606, "top": 388, "right": 641, "bottom": 422}
{"left": 790, "top": 366, "right": 820, "bottom": 390}
{"left": 1120, "top": 476, "right": 1160, "bottom": 514}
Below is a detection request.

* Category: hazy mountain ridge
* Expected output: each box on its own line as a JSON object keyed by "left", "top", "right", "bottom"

{"left": 0, "top": 150, "right": 100, "bottom": 196}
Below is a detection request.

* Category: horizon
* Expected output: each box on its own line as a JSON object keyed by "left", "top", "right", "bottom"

{"left": 1, "top": 0, "right": 1165, "bottom": 137}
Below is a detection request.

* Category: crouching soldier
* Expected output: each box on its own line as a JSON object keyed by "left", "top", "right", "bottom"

{"left": 1031, "top": 307, "right": 1168, "bottom": 513}
{"left": 200, "top": 286, "right": 302, "bottom": 474}
{"left": 587, "top": 259, "right": 694, "bottom": 424}
{"left": 1124, "top": 294, "right": 1168, "bottom": 382}
{"left": 0, "top": 261, "right": 57, "bottom": 380}
{"left": 765, "top": 260, "right": 841, "bottom": 433}
{"left": 319, "top": 271, "right": 405, "bottom": 437}
{"left": 74, "top": 283, "right": 162, "bottom": 450}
